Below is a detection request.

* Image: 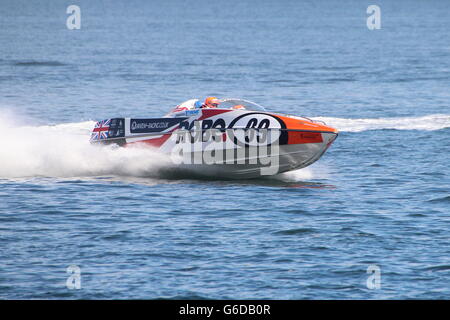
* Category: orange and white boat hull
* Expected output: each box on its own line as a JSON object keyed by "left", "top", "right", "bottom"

{"left": 91, "top": 108, "right": 338, "bottom": 179}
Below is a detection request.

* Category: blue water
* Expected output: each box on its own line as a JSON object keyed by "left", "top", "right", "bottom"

{"left": 1, "top": 0, "right": 449, "bottom": 299}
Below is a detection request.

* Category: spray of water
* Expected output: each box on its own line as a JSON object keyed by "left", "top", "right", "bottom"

{"left": 0, "top": 113, "right": 172, "bottom": 178}
{"left": 313, "top": 114, "right": 450, "bottom": 132}
{"left": 276, "top": 166, "right": 330, "bottom": 182}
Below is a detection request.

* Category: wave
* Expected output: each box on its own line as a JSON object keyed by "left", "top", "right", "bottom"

{"left": 12, "top": 60, "right": 67, "bottom": 67}
{"left": 312, "top": 114, "right": 450, "bottom": 132}
{"left": 428, "top": 195, "right": 450, "bottom": 203}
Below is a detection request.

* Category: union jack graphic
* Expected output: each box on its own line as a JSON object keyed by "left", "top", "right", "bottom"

{"left": 90, "top": 119, "right": 111, "bottom": 141}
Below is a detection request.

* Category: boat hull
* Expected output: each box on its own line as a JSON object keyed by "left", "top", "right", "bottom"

{"left": 90, "top": 108, "right": 338, "bottom": 178}
{"left": 166, "top": 131, "right": 337, "bottom": 179}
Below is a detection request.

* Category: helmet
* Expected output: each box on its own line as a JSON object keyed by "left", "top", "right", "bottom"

{"left": 232, "top": 104, "right": 245, "bottom": 110}
{"left": 204, "top": 97, "right": 220, "bottom": 108}
{"left": 194, "top": 100, "right": 203, "bottom": 109}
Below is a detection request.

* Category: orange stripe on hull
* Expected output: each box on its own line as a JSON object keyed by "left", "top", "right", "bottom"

{"left": 276, "top": 114, "right": 338, "bottom": 134}
{"left": 287, "top": 131, "right": 323, "bottom": 144}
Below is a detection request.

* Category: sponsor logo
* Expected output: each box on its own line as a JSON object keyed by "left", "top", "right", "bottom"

{"left": 179, "top": 113, "right": 284, "bottom": 131}
{"left": 129, "top": 118, "right": 186, "bottom": 134}
{"left": 185, "top": 109, "right": 200, "bottom": 116}
{"left": 131, "top": 121, "right": 170, "bottom": 131}
{"left": 178, "top": 113, "right": 285, "bottom": 147}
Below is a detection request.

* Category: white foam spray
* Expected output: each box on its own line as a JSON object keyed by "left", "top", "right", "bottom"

{"left": 272, "top": 164, "right": 331, "bottom": 182}
{"left": 312, "top": 114, "right": 450, "bottom": 132}
{"left": 0, "top": 113, "right": 172, "bottom": 178}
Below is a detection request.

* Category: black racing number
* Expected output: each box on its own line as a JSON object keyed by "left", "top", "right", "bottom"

{"left": 245, "top": 118, "right": 270, "bottom": 129}
{"left": 245, "top": 118, "right": 271, "bottom": 143}
{"left": 212, "top": 118, "right": 226, "bottom": 129}
{"left": 246, "top": 118, "right": 258, "bottom": 128}
{"left": 258, "top": 119, "right": 270, "bottom": 129}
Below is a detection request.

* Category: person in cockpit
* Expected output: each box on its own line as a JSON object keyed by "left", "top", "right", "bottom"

{"left": 201, "top": 97, "right": 220, "bottom": 108}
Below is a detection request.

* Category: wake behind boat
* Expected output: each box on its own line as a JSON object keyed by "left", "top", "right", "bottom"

{"left": 90, "top": 98, "right": 338, "bottom": 179}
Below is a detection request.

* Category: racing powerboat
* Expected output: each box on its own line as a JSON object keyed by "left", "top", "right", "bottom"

{"left": 90, "top": 98, "right": 338, "bottom": 179}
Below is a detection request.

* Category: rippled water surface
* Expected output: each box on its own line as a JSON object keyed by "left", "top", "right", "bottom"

{"left": 0, "top": 0, "right": 449, "bottom": 299}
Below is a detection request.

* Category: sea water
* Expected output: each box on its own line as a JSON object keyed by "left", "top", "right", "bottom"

{"left": 0, "top": 0, "right": 449, "bottom": 299}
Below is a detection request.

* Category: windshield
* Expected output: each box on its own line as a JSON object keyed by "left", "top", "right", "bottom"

{"left": 218, "top": 99, "right": 267, "bottom": 111}
{"left": 165, "top": 98, "right": 268, "bottom": 118}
